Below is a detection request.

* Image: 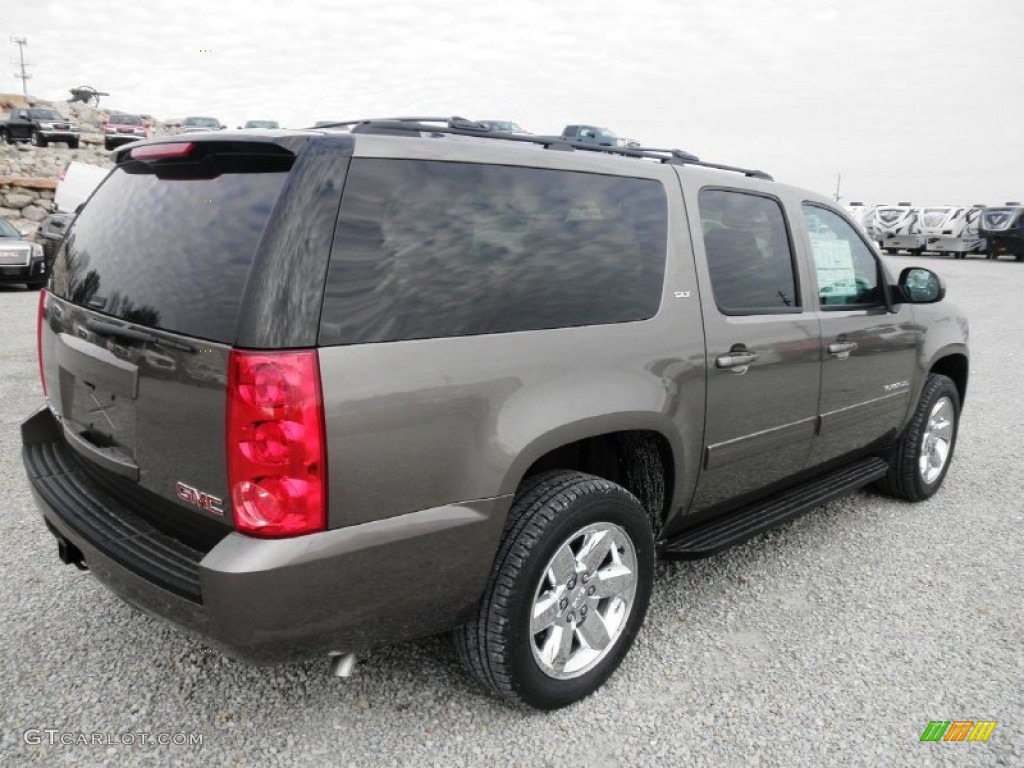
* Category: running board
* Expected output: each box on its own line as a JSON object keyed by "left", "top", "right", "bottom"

{"left": 661, "top": 457, "right": 889, "bottom": 559}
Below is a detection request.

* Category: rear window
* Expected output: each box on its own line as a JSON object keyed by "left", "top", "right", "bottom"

{"left": 51, "top": 159, "right": 290, "bottom": 343}
{"left": 319, "top": 159, "right": 668, "bottom": 345}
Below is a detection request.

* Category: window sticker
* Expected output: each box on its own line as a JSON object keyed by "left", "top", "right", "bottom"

{"left": 811, "top": 237, "right": 858, "bottom": 298}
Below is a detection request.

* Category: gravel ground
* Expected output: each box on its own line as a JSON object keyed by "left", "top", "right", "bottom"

{"left": 1, "top": 255, "right": 1021, "bottom": 768}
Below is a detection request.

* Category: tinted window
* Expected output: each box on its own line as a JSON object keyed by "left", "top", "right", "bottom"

{"left": 802, "top": 204, "right": 882, "bottom": 308}
{"left": 699, "top": 189, "right": 798, "bottom": 313}
{"left": 111, "top": 114, "right": 142, "bottom": 125}
{"left": 319, "top": 159, "right": 667, "bottom": 345}
{"left": 51, "top": 164, "right": 289, "bottom": 343}
{"left": 28, "top": 109, "right": 62, "bottom": 120}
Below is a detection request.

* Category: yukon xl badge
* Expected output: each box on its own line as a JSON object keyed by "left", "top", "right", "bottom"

{"left": 176, "top": 482, "right": 225, "bottom": 516}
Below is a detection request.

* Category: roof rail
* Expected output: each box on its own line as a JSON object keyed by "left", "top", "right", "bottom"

{"left": 308, "top": 116, "right": 773, "bottom": 181}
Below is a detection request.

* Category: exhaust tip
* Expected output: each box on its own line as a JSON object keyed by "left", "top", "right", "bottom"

{"left": 328, "top": 652, "right": 356, "bottom": 678}
{"left": 56, "top": 536, "right": 88, "bottom": 571}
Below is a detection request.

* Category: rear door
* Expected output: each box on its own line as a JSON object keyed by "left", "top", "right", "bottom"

{"left": 42, "top": 139, "right": 299, "bottom": 526}
{"left": 687, "top": 185, "right": 821, "bottom": 512}
{"left": 798, "top": 203, "right": 918, "bottom": 466}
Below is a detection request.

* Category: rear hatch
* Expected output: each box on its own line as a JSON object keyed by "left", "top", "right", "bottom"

{"left": 40, "top": 138, "right": 301, "bottom": 541}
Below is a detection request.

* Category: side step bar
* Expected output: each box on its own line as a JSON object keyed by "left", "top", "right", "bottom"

{"left": 661, "top": 457, "right": 889, "bottom": 559}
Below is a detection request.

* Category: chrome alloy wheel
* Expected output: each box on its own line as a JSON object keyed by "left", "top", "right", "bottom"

{"left": 529, "top": 522, "right": 638, "bottom": 680}
{"left": 920, "top": 396, "right": 954, "bottom": 484}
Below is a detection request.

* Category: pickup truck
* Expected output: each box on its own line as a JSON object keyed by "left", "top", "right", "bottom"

{"left": 0, "top": 107, "right": 80, "bottom": 148}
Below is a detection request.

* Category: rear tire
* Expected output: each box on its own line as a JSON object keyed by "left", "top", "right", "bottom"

{"left": 876, "top": 373, "right": 960, "bottom": 502}
{"left": 0, "top": 128, "right": 8, "bottom": 144}
{"left": 454, "top": 471, "right": 654, "bottom": 710}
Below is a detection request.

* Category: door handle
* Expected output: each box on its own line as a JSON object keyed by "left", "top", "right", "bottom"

{"left": 715, "top": 351, "right": 758, "bottom": 374}
{"left": 828, "top": 341, "right": 858, "bottom": 359}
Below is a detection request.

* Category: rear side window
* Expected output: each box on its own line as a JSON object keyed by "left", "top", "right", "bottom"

{"left": 319, "top": 159, "right": 668, "bottom": 345}
{"left": 51, "top": 160, "right": 289, "bottom": 343}
{"left": 698, "top": 189, "right": 799, "bottom": 314}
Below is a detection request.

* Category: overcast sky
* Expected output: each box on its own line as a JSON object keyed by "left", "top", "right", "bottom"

{"left": 4, "top": 0, "right": 1022, "bottom": 204}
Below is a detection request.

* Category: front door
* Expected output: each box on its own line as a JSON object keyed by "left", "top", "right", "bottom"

{"left": 689, "top": 187, "right": 821, "bottom": 512}
{"left": 799, "top": 203, "right": 918, "bottom": 466}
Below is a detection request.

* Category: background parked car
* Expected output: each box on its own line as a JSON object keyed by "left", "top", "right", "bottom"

{"left": 54, "top": 161, "right": 109, "bottom": 215}
{"left": 0, "top": 217, "right": 47, "bottom": 288}
{"left": 239, "top": 120, "right": 280, "bottom": 129}
{"left": 480, "top": 120, "right": 528, "bottom": 133}
{"left": 103, "top": 113, "right": 149, "bottom": 150}
{"left": 0, "top": 107, "right": 79, "bottom": 148}
{"left": 35, "top": 212, "right": 76, "bottom": 268}
{"left": 561, "top": 124, "right": 619, "bottom": 146}
{"left": 180, "top": 116, "right": 224, "bottom": 133}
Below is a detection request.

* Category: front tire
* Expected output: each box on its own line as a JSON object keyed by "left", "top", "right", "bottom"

{"left": 67, "top": 138, "right": 79, "bottom": 149}
{"left": 31, "top": 130, "right": 46, "bottom": 147}
{"left": 877, "top": 373, "right": 960, "bottom": 501}
{"left": 455, "top": 471, "right": 654, "bottom": 710}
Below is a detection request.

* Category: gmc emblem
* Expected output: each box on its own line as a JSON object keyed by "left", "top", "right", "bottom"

{"left": 176, "top": 482, "right": 225, "bottom": 516}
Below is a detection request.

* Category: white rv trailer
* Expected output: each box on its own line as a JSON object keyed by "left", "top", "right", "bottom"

{"left": 843, "top": 201, "right": 880, "bottom": 240}
{"left": 918, "top": 205, "right": 986, "bottom": 258}
{"left": 873, "top": 202, "right": 923, "bottom": 253}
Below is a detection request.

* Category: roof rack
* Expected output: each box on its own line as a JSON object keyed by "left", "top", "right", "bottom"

{"left": 306, "top": 116, "right": 773, "bottom": 181}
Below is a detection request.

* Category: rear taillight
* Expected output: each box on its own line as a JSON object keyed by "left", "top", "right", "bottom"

{"left": 58, "top": 162, "right": 69, "bottom": 182}
{"left": 226, "top": 350, "right": 327, "bottom": 537}
{"left": 37, "top": 289, "right": 47, "bottom": 396}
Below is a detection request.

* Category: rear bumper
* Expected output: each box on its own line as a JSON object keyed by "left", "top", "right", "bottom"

{"left": 22, "top": 408, "right": 511, "bottom": 663}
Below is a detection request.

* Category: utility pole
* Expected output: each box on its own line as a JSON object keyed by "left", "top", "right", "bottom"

{"left": 833, "top": 173, "right": 842, "bottom": 204}
{"left": 10, "top": 36, "right": 30, "bottom": 97}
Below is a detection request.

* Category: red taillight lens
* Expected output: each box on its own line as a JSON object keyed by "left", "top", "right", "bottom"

{"left": 227, "top": 350, "right": 326, "bottom": 537}
{"left": 37, "top": 289, "right": 47, "bottom": 397}
{"left": 130, "top": 142, "right": 194, "bottom": 161}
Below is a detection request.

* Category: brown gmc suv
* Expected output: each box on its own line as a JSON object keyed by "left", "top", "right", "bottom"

{"left": 21, "top": 118, "right": 968, "bottom": 710}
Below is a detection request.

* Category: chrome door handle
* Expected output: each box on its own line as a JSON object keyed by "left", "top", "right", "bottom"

{"left": 715, "top": 351, "right": 758, "bottom": 374}
{"left": 828, "top": 341, "right": 858, "bottom": 359}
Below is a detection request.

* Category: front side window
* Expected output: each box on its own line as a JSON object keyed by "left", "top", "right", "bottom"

{"left": 698, "top": 189, "right": 799, "bottom": 314}
{"left": 319, "top": 159, "right": 668, "bottom": 345}
{"left": 802, "top": 204, "right": 883, "bottom": 308}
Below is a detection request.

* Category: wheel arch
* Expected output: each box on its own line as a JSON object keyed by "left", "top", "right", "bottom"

{"left": 501, "top": 419, "right": 681, "bottom": 541}
{"left": 929, "top": 352, "right": 968, "bottom": 406}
